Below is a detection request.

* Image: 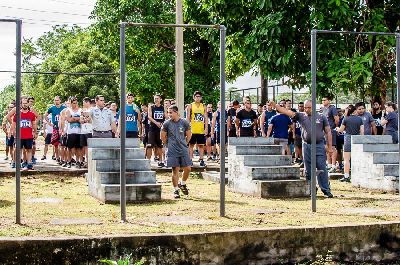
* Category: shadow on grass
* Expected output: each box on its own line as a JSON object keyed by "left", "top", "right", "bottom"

{"left": 185, "top": 196, "right": 248, "bottom": 205}
{"left": 0, "top": 200, "right": 14, "bottom": 208}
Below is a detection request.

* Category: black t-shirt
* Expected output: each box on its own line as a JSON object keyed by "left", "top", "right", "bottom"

{"left": 236, "top": 108, "right": 257, "bottom": 137}
{"left": 228, "top": 108, "right": 238, "bottom": 130}
{"left": 372, "top": 111, "right": 384, "bottom": 135}
{"left": 149, "top": 105, "right": 165, "bottom": 132}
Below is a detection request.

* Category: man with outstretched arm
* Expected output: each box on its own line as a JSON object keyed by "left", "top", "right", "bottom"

{"left": 161, "top": 105, "right": 192, "bottom": 199}
{"left": 271, "top": 100, "right": 334, "bottom": 198}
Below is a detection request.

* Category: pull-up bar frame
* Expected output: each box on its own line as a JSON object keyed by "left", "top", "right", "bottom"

{"left": 119, "top": 22, "right": 227, "bottom": 221}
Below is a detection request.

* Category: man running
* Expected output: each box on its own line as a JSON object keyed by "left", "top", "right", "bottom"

{"left": 186, "top": 91, "right": 208, "bottom": 167}
{"left": 161, "top": 105, "right": 192, "bottom": 199}
{"left": 147, "top": 94, "right": 165, "bottom": 167}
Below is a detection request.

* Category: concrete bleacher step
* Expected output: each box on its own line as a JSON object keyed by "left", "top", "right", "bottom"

{"left": 352, "top": 135, "right": 393, "bottom": 144}
{"left": 228, "top": 137, "right": 274, "bottom": 145}
{"left": 384, "top": 164, "right": 399, "bottom": 177}
{"left": 94, "top": 159, "right": 151, "bottom": 172}
{"left": 88, "top": 138, "right": 140, "bottom": 148}
{"left": 256, "top": 179, "right": 310, "bottom": 198}
{"left": 233, "top": 145, "right": 282, "bottom": 155}
{"left": 101, "top": 183, "right": 161, "bottom": 203}
{"left": 97, "top": 171, "right": 156, "bottom": 184}
{"left": 363, "top": 144, "right": 399, "bottom": 152}
{"left": 250, "top": 166, "right": 300, "bottom": 180}
{"left": 90, "top": 148, "right": 145, "bottom": 160}
{"left": 372, "top": 153, "right": 399, "bottom": 164}
{"left": 242, "top": 155, "right": 292, "bottom": 166}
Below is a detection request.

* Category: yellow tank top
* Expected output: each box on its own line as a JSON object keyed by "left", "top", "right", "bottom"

{"left": 191, "top": 102, "right": 205, "bottom": 134}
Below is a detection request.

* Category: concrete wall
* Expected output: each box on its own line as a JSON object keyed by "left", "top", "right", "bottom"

{"left": 1, "top": 222, "right": 400, "bottom": 264}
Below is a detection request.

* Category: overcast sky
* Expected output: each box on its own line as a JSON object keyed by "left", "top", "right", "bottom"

{"left": 0, "top": 0, "right": 295, "bottom": 95}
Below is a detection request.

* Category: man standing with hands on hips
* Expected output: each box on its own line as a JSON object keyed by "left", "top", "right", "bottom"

{"left": 271, "top": 100, "right": 334, "bottom": 198}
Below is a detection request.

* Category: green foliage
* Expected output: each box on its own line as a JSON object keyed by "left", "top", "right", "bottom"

{"left": 91, "top": 0, "right": 221, "bottom": 105}
{"left": 22, "top": 25, "right": 119, "bottom": 114}
{"left": 0, "top": 84, "right": 16, "bottom": 120}
{"left": 99, "top": 254, "right": 144, "bottom": 265}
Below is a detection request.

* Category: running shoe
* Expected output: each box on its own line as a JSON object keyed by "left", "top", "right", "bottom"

{"left": 323, "top": 191, "right": 334, "bottom": 198}
{"left": 340, "top": 177, "right": 351, "bottom": 183}
{"left": 52, "top": 155, "right": 56, "bottom": 160}
{"left": 158, "top": 162, "right": 165, "bottom": 168}
{"left": 178, "top": 183, "right": 189, "bottom": 195}
{"left": 173, "top": 189, "right": 180, "bottom": 199}
{"left": 4, "top": 156, "right": 8, "bottom": 160}
{"left": 27, "top": 164, "right": 34, "bottom": 170}
{"left": 199, "top": 159, "right": 206, "bottom": 167}
{"left": 11, "top": 162, "right": 16, "bottom": 168}
{"left": 207, "top": 156, "right": 213, "bottom": 161}
{"left": 41, "top": 156, "right": 46, "bottom": 160}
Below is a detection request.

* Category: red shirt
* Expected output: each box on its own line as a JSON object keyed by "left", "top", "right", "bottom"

{"left": 13, "top": 111, "right": 36, "bottom": 139}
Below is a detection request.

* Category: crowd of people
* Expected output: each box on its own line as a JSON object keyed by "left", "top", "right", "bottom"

{"left": 2, "top": 91, "right": 398, "bottom": 199}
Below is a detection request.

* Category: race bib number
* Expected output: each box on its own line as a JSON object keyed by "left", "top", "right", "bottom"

{"left": 374, "top": 118, "right": 381, "bottom": 126}
{"left": 154, "top": 111, "right": 164, "bottom": 120}
{"left": 194, "top": 113, "right": 204, "bottom": 122}
{"left": 126, "top": 114, "right": 136, "bottom": 122}
{"left": 296, "top": 122, "right": 301, "bottom": 129}
{"left": 242, "top": 119, "right": 252, "bottom": 128}
{"left": 21, "top": 119, "right": 32, "bottom": 128}
{"left": 54, "top": 115, "right": 60, "bottom": 122}
{"left": 70, "top": 122, "right": 80, "bottom": 129}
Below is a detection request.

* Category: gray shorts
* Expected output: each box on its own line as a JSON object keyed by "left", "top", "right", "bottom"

{"left": 294, "top": 136, "right": 302, "bottom": 148}
{"left": 343, "top": 134, "right": 351, "bottom": 152}
{"left": 273, "top": 138, "right": 288, "bottom": 148}
{"left": 166, "top": 152, "right": 192, "bottom": 168}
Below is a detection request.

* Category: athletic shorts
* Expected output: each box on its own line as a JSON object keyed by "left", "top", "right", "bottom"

{"left": 6, "top": 136, "right": 14, "bottom": 147}
{"left": 294, "top": 136, "right": 302, "bottom": 148}
{"left": 288, "top": 131, "right": 294, "bottom": 144}
{"left": 127, "top": 131, "right": 139, "bottom": 138}
{"left": 166, "top": 152, "right": 192, "bottom": 168}
{"left": 336, "top": 136, "right": 344, "bottom": 151}
{"left": 45, "top": 133, "right": 52, "bottom": 145}
{"left": 215, "top": 132, "right": 228, "bottom": 144}
{"left": 80, "top": 133, "right": 92, "bottom": 147}
{"left": 273, "top": 138, "right": 288, "bottom": 148}
{"left": 343, "top": 134, "right": 352, "bottom": 152}
{"left": 330, "top": 129, "right": 337, "bottom": 146}
{"left": 142, "top": 132, "right": 148, "bottom": 147}
{"left": 207, "top": 136, "right": 215, "bottom": 146}
{"left": 20, "top": 139, "right": 33, "bottom": 149}
{"left": 147, "top": 130, "right": 163, "bottom": 148}
{"left": 60, "top": 134, "right": 67, "bottom": 147}
{"left": 67, "top": 133, "right": 81, "bottom": 149}
{"left": 189, "top": 133, "right": 206, "bottom": 145}
{"left": 228, "top": 128, "right": 237, "bottom": 137}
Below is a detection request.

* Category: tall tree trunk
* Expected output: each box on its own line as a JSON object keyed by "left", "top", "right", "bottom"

{"left": 260, "top": 69, "right": 268, "bottom": 105}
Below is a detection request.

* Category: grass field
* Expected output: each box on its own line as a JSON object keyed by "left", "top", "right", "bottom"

{"left": 0, "top": 172, "right": 399, "bottom": 238}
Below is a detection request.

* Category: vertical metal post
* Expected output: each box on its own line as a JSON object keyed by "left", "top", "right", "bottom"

{"left": 395, "top": 34, "right": 400, "bottom": 195}
{"left": 273, "top": 85, "right": 276, "bottom": 101}
{"left": 311, "top": 29, "right": 317, "bottom": 212}
{"left": 15, "top": 19, "right": 22, "bottom": 224}
{"left": 175, "top": 0, "right": 185, "bottom": 116}
{"left": 119, "top": 23, "right": 127, "bottom": 222}
{"left": 219, "top": 25, "right": 227, "bottom": 217}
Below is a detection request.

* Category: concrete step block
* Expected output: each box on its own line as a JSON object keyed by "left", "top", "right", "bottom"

{"left": 234, "top": 145, "right": 282, "bottom": 155}
{"left": 229, "top": 137, "right": 274, "bottom": 146}
{"left": 201, "top": 171, "right": 228, "bottom": 184}
{"left": 257, "top": 179, "right": 310, "bottom": 198}
{"left": 95, "top": 159, "right": 151, "bottom": 172}
{"left": 363, "top": 144, "right": 399, "bottom": 152}
{"left": 90, "top": 148, "right": 145, "bottom": 160}
{"left": 102, "top": 183, "right": 161, "bottom": 203}
{"left": 250, "top": 166, "right": 300, "bottom": 180}
{"left": 384, "top": 164, "right": 399, "bottom": 177}
{"left": 351, "top": 135, "right": 392, "bottom": 144}
{"left": 373, "top": 153, "right": 399, "bottom": 164}
{"left": 97, "top": 171, "right": 156, "bottom": 184}
{"left": 242, "top": 155, "right": 292, "bottom": 166}
{"left": 88, "top": 138, "right": 140, "bottom": 148}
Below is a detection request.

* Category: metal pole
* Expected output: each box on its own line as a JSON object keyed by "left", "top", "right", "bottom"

{"left": 219, "top": 26, "right": 227, "bottom": 217}
{"left": 395, "top": 34, "right": 400, "bottom": 195}
{"left": 175, "top": 0, "right": 185, "bottom": 116}
{"left": 311, "top": 29, "right": 317, "bottom": 212}
{"left": 15, "top": 19, "right": 22, "bottom": 224}
{"left": 119, "top": 24, "right": 127, "bottom": 222}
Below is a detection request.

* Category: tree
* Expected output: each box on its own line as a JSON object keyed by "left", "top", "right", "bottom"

{"left": 90, "top": 0, "right": 221, "bottom": 106}
{"left": 185, "top": 0, "right": 399, "bottom": 102}
{"left": 22, "top": 26, "right": 119, "bottom": 113}
{"left": 0, "top": 84, "right": 16, "bottom": 121}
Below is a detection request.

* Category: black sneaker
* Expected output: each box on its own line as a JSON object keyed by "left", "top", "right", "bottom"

{"left": 178, "top": 183, "right": 189, "bottom": 195}
{"left": 199, "top": 159, "right": 206, "bottom": 167}
{"left": 41, "top": 156, "right": 46, "bottom": 160}
{"left": 340, "top": 177, "right": 351, "bottom": 182}
{"left": 173, "top": 189, "right": 180, "bottom": 199}
{"left": 323, "top": 191, "right": 334, "bottom": 198}
{"left": 52, "top": 155, "right": 56, "bottom": 160}
{"left": 76, "top": 162, "right": 81, "bottom": 169}
{"left": 158, "top": 162, "right": 165, "bottom": 168}
{"left": 67, "top": 162, "right": 72, "bottom": 168}
{"left": 207, "top": 156, "right": 213, "bottom": 161}
{"left": 62, "top": 162, "right": 68, "bottom": 167}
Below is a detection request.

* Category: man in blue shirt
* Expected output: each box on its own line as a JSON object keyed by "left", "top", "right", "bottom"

{"left": 117, "top": 93, "right": 142, "bottom": 138}
{"left": 44, "top": 96, "right": 66, "bottom": 161}
{"left": 266, "top": 107, "right": 293, "bottom": 155}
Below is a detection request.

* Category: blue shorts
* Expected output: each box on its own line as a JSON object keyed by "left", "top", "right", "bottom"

{"left": 20, "top": 139, "right": 34, "bottom": 149}
{"left": 6, "top": 136, "right": 14, "bottom": 147}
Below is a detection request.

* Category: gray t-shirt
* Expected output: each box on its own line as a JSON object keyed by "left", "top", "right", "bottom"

{"left": 321, "top": 105, "right": 338, "bottom": 129}
{"left": 293, "top": 112, "right": 328, "bottom": 144}
{"left": 385, "top": 111, "right": 398, "bottom": 132}
{"left": 90, "top": 107, "right": 114, "bottom": 131}
{"left": 358, "top": 112, "right": 374, "bottom": 135}
{"left": 162, "top": 118, "right": 191, "bottom": 156}
{"left": 342, "top": 115, "right": 363, "bottom": 135}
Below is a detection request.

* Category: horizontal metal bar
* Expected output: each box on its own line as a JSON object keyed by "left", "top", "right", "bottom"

{"left": 122, "top": 22, "right": 221, "bottom": 29}
{"left": 0, "top": 70, "right": 118, "bottom": 75}
{"left": 316, "top": 30, "right": 397, "bottom": 36}
{"left": 0, "top": 18, "right": 21, "bottom": 23}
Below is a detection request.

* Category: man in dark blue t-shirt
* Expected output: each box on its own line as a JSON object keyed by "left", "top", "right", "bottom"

{"left": 267, "top": 111, "right": 293, "bottom": 155}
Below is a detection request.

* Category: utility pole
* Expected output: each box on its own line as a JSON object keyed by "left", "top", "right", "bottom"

{"left": 175, "top": 0, "right": 184, "bottom": 116}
